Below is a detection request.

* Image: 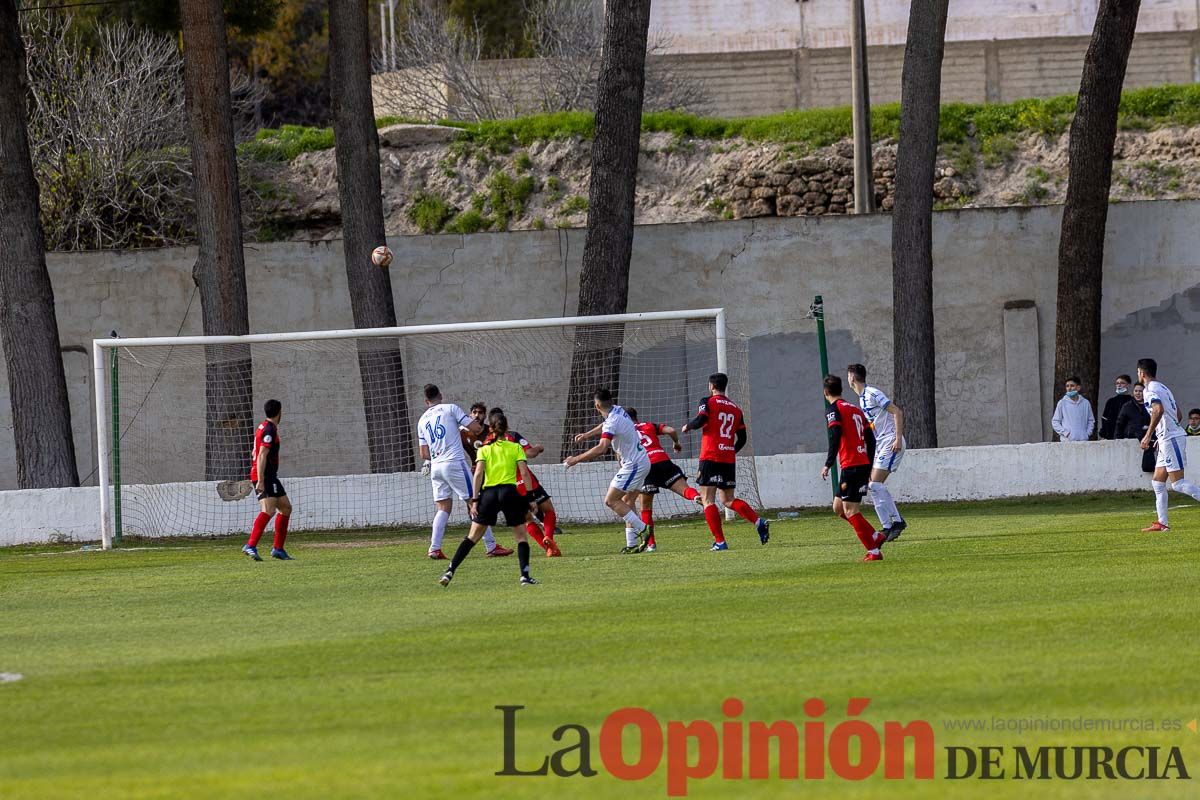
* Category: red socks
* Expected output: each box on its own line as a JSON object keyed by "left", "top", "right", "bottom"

{"left": 249, "top": 512, "right": 271, "bottom": 547}
{"left": 640, "top": 509, "right": 655, "bottom": 546}
{"left": 272, "top": 514, "right": 290, "bottom": 551}
{"left": 847, "top": 513, "right": 877, "bottom": 550}
{"left": 683, "top": 487, "right": 700, "bottom": 502}
{"left": 728, "top": 498, "right": 759, "bottom": 524}
{"left": 704, "top": 504, "right": 726, "bottom": 543}
{"left": 526, "top": 521, "right": 548, "bottom": 551}
{"left": 541, "top": 509, "right": 557, "bottom": 541}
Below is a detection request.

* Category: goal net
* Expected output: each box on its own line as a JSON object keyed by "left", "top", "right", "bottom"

{"left": 92, "top": 309, "right": 759, "bottom": 548}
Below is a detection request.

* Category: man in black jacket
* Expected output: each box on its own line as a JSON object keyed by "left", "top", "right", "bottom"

{"left": 1100, "top": 373, "right": 1135, "bottom": 440}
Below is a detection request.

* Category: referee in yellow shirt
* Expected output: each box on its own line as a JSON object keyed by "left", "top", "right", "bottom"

{"left": 440, "top": 411, "right": 538, "bottom": 587}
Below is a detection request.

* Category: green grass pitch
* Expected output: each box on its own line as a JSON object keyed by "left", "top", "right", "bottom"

{"left": 1, "top": 493, "right": 1196, "bottom": 799}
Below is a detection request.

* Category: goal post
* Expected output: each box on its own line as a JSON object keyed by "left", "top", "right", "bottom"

{"left": 93, "top": 308, "right": 757, "bottom": 549}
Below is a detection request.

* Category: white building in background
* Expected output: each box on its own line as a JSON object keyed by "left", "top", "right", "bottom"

{"left": 649, "top": 0, "right": 1199, "bottom": 53}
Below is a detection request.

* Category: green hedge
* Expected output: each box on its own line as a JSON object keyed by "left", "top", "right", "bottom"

{"left": 242, "top": 84, "right": 1200, "bottom": 162}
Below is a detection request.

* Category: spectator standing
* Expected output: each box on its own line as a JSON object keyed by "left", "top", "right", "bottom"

{"left": 1186, "top": 408, "right": 1200, "bottom": 436}
{"left": 1051, "top": 376, "right": 1095, "bottom": 442}
{"left": 1117, "top": 383, "right": 1154, "bottom": 473}
{"left": 1099, "top": 374, "right": 1135, "bottom": 440}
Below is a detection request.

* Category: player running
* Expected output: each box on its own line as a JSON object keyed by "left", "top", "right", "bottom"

{"left": 439, "top": 411, "right": 538, "bottom": 587}
{"left": 821, "top": 375, "right": 888, "bottom": 562}
{"left": 243, "top": 399, "right": 294, "bottom": 561}
{"left": 565, "top": 388, "right": 652, "bottom": 553}
{"left": 846, "top": 363, "right": 907, "bottom": 540}
{"left": 1136, "top": 358, "right": 1200, "bottom": 531}
{"left": 627, "top": 407, "right": 702, "bottom": 552}
{"left": 485, "top": 407, "right": 562, "bottom": 557}
{"left": 681, "top": 372, "right": 769, "bottom": 551}
{"left": 418, "top": 385, "right": 511, "bottom": 560}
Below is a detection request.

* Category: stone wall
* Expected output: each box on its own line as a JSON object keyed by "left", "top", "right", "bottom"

{"left": 711, "top": 144, "right": 972, "bottom": 218}
{"left": 4, "top": 201, "right": 1200, "bottom": 491}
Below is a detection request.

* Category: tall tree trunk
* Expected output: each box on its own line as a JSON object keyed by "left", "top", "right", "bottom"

{"left": 0, "top": 0, "right": 79, "bottom": 488}
{"left": 181, "top": 0, "right": 254, "bottom": 481}
{"left": 1054, "top": 0, "right": 1141, "bottom": 415}
{"left": 849, "top": 0, "right": 875, "bottom": 214}
{"left": 891, "top": 0, "right": 949, "bottom": 449}
{"left": 562, "top": 0, "right": 651, "bottom": 456}
{"left": 329, "top": 0, "right": 412, "bottom": 472}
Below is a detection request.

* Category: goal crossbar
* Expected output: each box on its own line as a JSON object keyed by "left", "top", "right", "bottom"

{"left": 92, "top": 308, "right": 728, "bottom": 549}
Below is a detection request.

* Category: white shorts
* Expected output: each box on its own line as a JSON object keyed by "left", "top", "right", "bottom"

{"left": 431, "top": 458, "right": 475, "bottom": 502}
{"left": 873, "top": 437, "right": 905, "bottom": 473}
{"left": 1156, "top": 437, "right": 1187, "bottom": 472}
{"left": 611, "top": 455, "right": 651, "bottom": 493}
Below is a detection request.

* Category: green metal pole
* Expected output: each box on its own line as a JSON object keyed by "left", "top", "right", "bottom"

{"left": 110, "top": 347, "right": 122, "bottom": 545}
{"left": 813, "top": 295, "right": 838, "bottom": 496}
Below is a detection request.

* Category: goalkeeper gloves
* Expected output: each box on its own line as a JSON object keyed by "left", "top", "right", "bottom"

{"left": 420, "top": 459, "right": 431, "bottom": 477}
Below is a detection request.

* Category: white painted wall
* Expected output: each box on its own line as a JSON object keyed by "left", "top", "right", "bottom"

{"left": 1, "top": 439, "right": 1178, "bottom": 546}
{"left": 651, "top": 0, "right": 1196, "bottom": 53}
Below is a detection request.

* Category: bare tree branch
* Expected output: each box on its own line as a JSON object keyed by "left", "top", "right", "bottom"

{"left": 373, "top": 0, "right": 708, "bottom": 122}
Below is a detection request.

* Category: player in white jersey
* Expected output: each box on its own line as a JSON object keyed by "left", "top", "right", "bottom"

{"left": 847, "top": 364, "right": 907, "bottom": 541}
{"left": 417, "top": 384, "right": 510, "bottom": 559}
{"left": 1136, "top": 358, "right": 1200, "bottom": 531}
{"left": 564, "top": 387, "right": 652, "bottom": 553}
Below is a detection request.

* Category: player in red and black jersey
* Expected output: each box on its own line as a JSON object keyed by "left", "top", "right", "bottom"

{"left": 485, "top": 407, "right": 562, "bottom": 557}
{"left": 681, "top": 372, "right": 769, "bottom": 550}
{"left": 821, "top": 375, "right": 887, "bottom": 562}
{"left": 244, "top": 398, "right": 293, "bottom": 561}
{"left": 627, "top": 407, "right": 701, "bottom": 552}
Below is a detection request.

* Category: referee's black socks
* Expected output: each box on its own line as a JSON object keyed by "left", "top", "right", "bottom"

{"left": 517, "top": 542, "right": 531, "bottom": 578}
{"left": 449, "top": 537, "right": 476, "bottom": 572}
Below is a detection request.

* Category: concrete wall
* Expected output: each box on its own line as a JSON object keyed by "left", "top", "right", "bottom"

{"left": 0, "top": 438, "right": 1178, "bottom": 545}
{"left": 4, "top": 201, "right": 1200, "bottom": 494}
{"left": 374, "top": 31, "right": 1200, "bottom": 120}
{"left": 651, "top": 0, "right": 1196, "bottom": 53}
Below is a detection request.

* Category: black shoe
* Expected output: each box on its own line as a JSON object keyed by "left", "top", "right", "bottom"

{"left": 438, "top": 570, "right": 453, "bottom": 587}
{"left": 885, "top": 519, "right": 907, "bottom": 542}
{"left": 520, "top": 575, "right": 539, "bottom": 585}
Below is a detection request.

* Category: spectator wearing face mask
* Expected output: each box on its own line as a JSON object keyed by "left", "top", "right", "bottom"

{"left": 1051, "top": 376, "right": 1095, "bottom": 442}
{"left": 1099, "top": 373, "right": 1134, "bottom": 440}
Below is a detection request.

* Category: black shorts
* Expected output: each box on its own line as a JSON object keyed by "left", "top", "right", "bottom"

{"left": 837, "top": 465, "right": 871, "bottom": 503}
{"left": 256, "top": 475, "right": 286, "bottom": 500}
{"left": 697, "top": 459, "right": 736, "bottom": 489}
{"left": 524, "top": 484, "right": 551, "bottom": 506}
{"left": 474, "top": 485, "right": 529, "bottom": 528}
{"left": 642, "top": 460, "right": 687, "bottom": 495}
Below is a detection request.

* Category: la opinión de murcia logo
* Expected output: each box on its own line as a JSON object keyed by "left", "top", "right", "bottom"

{"left": 496, "top": 700, "right": 1192, "bottom": 796}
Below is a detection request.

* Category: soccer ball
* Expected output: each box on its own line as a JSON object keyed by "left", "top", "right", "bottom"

{"left": 371, "top": 245, "right": 393, "bottom": 268}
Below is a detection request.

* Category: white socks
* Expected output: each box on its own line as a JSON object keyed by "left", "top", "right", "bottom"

{"left": 1152, "top": 480, "right": 1169, "bottom": 525}
{"left": 868, "top": 481, "right": 901, "bottom": 526}
{"left": 430, "top": 509, "right": 449, "bottom": 551}
{"left": 1170, "top": 479, "right": 1200, "bottom": 502}
{"left": 622, "top": 510, "right": 646, "bottom": 533}
{"left": 625, "top": 528, "right": 639, "bottom": 547}
{"left": 483, "top": 526, "right": 496, "bottom": 552}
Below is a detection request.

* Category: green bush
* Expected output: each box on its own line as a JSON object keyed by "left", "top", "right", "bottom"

{"left": 486, "top": 170, "right": 537, "bottom": 229}
{"left": 560, "top": 195, "right": 588, "bottom": 215}
{"left": 445, "top": 209, "right": 492, "bottom": 234}
{"left": 240, "top": 124, "right": 335, "bottom": 162}
{"left": 243, "top": 83, "right": 1200, "bottom": 165}
{"left": 407, "top": 193, "right": 455, "bottom": 234}
{"left": 980, "top": 134, "right": 1018, "bottom": 168}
